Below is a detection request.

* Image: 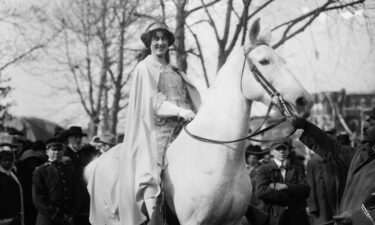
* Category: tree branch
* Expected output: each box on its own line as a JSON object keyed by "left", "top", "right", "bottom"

{"left": 186, "top": 0, "right": 222, "bottom": 16}
{"left": 186, "top": 23, "right": 210, "bottom": 87}
{"left": 200, "top": 0, "right": 221, "bottom": 43}
{"left": 271, "top": 0, "right": 365, "bottom": 49}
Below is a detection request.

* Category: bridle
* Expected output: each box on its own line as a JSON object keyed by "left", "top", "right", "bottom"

{"left": 183, "top": 44, "right": 296, "bottom": 144}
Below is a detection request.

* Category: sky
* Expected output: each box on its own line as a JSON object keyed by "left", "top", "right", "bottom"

{"left": 5, "top": 0, "right": 375, "bottom": 128}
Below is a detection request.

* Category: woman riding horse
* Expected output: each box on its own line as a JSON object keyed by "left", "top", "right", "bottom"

{"left": 85, "top": 19, "right": 313, "bottom": 225}
{"left": 117, "top": 21, "right": 201, "bottom": 225}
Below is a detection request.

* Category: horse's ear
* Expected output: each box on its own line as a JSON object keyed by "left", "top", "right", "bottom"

{"left": 258, "top": 28, "right": 272, "bottom": 45}
{"left": 249, "top": 18, "right": 261, "bottom": 45}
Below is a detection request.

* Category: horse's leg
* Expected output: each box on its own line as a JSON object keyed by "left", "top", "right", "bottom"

{"left": 164, "top": 201, "right": 180, "bottom": 225}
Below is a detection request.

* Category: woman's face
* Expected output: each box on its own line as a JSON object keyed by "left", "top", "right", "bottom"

{"left": 150, "top": 30, "right": 169, "bottom": 59}
{"left": 0, "top": 154, "right": 14, "bottom": 170}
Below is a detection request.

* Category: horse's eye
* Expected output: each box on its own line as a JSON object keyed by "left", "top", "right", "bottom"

{"left": 259, "top": 59, "right": 270, "bottom": 65}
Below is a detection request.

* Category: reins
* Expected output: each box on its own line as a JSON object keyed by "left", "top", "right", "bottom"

{"left": 183, "top": 44, "right": 297, "bottom": 144}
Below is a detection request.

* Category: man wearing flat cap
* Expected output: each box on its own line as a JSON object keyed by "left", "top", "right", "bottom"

{"left": 255, "top": 140, "right": 310, "bottom": 225}
{"left": 32, "top": 138, "right": 78, "bottom": 225}
{"left": 292, "top": 107, "right": 375, "bottom": 225}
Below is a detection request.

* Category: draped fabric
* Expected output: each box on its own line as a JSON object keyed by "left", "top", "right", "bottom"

{"left": 118, "top": 55, "right": 201, "bottom": 225}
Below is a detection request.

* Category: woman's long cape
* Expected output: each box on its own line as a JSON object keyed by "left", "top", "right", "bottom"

{"left": 118, "top": 55, "right": 201, "bottom": 225}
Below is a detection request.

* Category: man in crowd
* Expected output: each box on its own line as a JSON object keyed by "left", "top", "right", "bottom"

{"left": 61, "top": 126, "right": 87, "bottom": 164}
{"left": 60, "top": 126, "right": 94, "bottom": 225}
{"left": 32, "top": 138, "right": 77, "bottom": 225}
{"left": 306, "top": 132, "right": 350, "bottom": 225}
{"left": 292, "top": 107, "right": 375, "bottom": 225}
{"left": 256, "top": 140, "right": 310, "bottom": 225}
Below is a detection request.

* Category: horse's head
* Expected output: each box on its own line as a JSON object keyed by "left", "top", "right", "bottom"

{"left": 241, "top": 19, "right": 313, "bottom": 118}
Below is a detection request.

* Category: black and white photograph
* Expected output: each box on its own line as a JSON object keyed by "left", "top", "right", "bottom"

{"left": 1, "top": 1, "right": 375, "bottom": 225}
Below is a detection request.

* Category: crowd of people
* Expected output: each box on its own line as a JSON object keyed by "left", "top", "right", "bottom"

{"left": 0, "top": 126, "right": 118, "bottom": 225}
{"left": 241, "top": 108, "right": 375, "bottom": 225}
{"left": 1, "top": 111, "right": 374, "bottom": 225}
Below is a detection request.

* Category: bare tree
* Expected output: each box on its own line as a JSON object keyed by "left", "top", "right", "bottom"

{"left": 271, "top": 0, "right": 366, "bottom": 49}
{"left": 0, "top": 2, "right": 59, "bottom": 122}
{"left": 49, "top": 0, "right": 140, "bottom": 135}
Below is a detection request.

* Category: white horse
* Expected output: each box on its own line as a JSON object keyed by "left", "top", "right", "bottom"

{"left": 85, "top": 19, "right": 313, "bottom": 225}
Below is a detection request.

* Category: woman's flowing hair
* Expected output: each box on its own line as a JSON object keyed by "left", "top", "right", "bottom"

{"left": 136, "top": 48, "right": 151, "bottom": 62}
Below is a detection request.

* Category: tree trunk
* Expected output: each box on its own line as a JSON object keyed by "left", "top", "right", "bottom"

{"left": 174, "top": 0, "right": 187, "bottom": 72}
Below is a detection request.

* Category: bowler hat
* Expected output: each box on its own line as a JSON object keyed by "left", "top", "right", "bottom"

{"left": 365, "top": 108, "right": 375, "bottom": 119}
{"left": 63, "top": 126, "right": 87, "bottom": 139}
{"left": 140, "top": 22, "right": 175, "bottom": 47}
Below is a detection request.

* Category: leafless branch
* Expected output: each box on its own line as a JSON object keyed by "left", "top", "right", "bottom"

{"left": 186, "top": 23, "right": 210, "bottom": 87}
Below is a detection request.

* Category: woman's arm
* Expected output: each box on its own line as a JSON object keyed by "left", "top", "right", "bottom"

{"left": 156, "top": 100, "right": 195, "bottom": 121}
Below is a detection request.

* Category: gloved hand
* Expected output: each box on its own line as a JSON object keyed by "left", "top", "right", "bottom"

{"left": 178, "top": 109, "right": 196, "bottom": 121}
{"left": 290, "top": 116, "right": 309, "bottom": 130}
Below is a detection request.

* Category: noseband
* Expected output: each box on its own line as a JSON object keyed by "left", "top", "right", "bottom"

{"left": 242, "top": 45, "right": 292, "bottom": 118}
{"left": 183, "top": 44, "right": 296, "bottom": 144}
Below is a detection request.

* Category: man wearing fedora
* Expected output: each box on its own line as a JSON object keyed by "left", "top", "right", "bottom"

{"left": 292, "top": 107, "right": 375, "bottom": 225}
{"left": 61, "top": 126, "right": 87, "bottom": 161}
{"left": 60, "top": 126, "right": 93, "bottom": 225}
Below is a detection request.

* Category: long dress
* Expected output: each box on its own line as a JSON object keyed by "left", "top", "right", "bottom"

{"left": 155, "top": 65, "right": 194, "bottom": 169}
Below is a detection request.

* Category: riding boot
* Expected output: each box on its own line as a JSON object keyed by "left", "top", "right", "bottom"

{"left": 145, "top": 197, "right": 165, "bottom": 225}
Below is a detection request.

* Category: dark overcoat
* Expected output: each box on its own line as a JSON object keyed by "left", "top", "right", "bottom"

{"left": 300, "top": 122, "right": 375, "bottom": 225}
{"left": 63, "top": 145, "right": 97, "bottom": 225}
{"left": 0, "top": 170, "right": 22, "bottom": 225}
{"left": 256, "top": 160, "right": 310, "bottom": 225}
{"left": 306, "top": 153, "right": 347, "bottom": 225}
{"left": 32, "top": 159, "right": 78, "bottom": 225}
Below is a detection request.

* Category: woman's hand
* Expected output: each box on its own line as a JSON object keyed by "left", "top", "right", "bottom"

{"left": 178, "top": 109, "right": 196, "bottom": 121}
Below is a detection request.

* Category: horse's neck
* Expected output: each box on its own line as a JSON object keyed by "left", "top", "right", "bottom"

{"left": 192, "top": 47, "right": 252, "bottom": 140}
